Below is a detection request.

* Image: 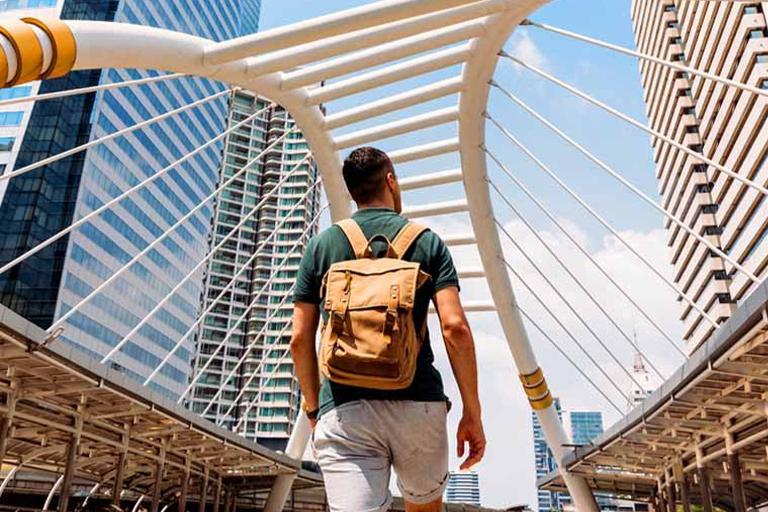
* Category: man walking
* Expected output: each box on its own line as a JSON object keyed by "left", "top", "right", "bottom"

{"left": 290, "top": 147, "right": 485, "bottom": 512}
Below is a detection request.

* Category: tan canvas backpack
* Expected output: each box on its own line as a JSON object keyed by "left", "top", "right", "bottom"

{"left": 320, "top": 219, "right": 430, "bottom": 390}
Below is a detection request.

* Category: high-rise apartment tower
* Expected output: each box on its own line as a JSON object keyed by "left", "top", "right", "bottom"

{"left": 631, "top": 1, "right": 768, "bottom": 349}
{"left": 189, "top": 90, "right": 321, "bottom": 450}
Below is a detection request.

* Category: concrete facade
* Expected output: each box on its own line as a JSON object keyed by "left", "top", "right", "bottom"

{"left": 631, "top": 1, "right": 768, "bottom": 349}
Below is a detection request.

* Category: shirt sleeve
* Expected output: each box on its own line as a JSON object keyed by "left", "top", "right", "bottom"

{"left": 429, "top": 232, "right": 460, "bottom": 293}
{"left": 293, "top": 236, "right": 322, "bottom": 304}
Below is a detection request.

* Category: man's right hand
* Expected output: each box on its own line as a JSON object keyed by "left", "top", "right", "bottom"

{"left": 457, "top": 410, "right": 486, "bottom": 470}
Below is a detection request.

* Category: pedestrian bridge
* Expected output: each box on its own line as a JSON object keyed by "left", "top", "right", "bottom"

{"left": 0, "top": 1, "right": 767, "bottom": 511}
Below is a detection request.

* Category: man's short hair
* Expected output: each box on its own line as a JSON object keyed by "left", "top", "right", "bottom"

{"left": 342, "top": 147, "right": 394, "bottom": 204}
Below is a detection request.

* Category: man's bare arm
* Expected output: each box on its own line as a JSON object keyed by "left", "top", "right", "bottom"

{"left": 290, "top": 301, "right": 321, "bottom": 422}
{"left": 433, "top": 286, "right": 486, "bottom": 470}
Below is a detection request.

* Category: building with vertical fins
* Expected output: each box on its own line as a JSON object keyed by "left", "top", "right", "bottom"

{"left": 189, "top": 90, "right": 321, "bottom": 450}
{"left": 0, "top": 0, "right": 261, "bottom": 399}
{"left": 631, "top": 1, "right": 768, "bottom": 349}
{"left": 445, "top": 471, "right": 481, "bottom": 506}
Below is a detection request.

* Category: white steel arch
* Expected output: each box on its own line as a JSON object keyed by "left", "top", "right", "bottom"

{"left": 0, "top": 3, "right": 598, "bottom": 510}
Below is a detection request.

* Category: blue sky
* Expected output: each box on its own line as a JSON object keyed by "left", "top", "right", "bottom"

{"left": 260, "top": 1, "right": 678, "bottom": 509}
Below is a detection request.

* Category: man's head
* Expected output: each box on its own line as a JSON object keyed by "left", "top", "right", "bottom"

{"left": 342, "top": 147, "right": 402, "bottom": 213}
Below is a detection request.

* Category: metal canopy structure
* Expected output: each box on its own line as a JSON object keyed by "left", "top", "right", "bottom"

{"left": 539, "top": 280, "right": 768, "bottom": 510}
{"left": 0, "top": 304, "right": 314, "bottom": 510}
{"left": 0, "top": 1, "right": 766, "bottom": 511}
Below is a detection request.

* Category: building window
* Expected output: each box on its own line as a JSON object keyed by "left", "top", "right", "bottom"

{"left": 685, "top": 126, "right": 699, "bottom": 134}
{"left": 0, "top": 86, "right": 32, "bottom": 100}
{"left": 663, "top": 4, "right": 677, "bottom": 12}
{"left": 760, "top": 78, "right": 768, "bottom": 90}
{"left": 682, "top": 106, "right": 696, "bottom": 115}
{"left": 756, "top": 54, "right": 768, "bottom": 64}
{"left": 0, "top": 136, "right": 14, "bottom": 152}
{"left": 670, "top": 36, "right": 683, "bottom": 45}
{"left": 667, "top": 21, "right": 679, "bottom": 29}
{"left": 672, "top": 53, "right": 685, "bottom": 62}
{"left": 748, "top": 29, "right": 767, "bottom": 40}
{"left": 744, "top": 5, "right": 762, "bottom": 14}
{"left": 0, "top": 111, "right": 23, "bottom": 126}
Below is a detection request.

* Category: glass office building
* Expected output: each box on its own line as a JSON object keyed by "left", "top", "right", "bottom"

{"left": 445, "top": 471, "right": 481, "bottom": 506}
{"left": 0, "top": 0, "right": 261, "bottom": 399}
{"left": 189, "top": 90, "right": 321, "bottom": 450}
{"left": 533, "top": 398, "right": 567, "bottom": 511}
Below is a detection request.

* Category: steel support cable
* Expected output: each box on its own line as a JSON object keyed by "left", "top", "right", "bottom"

{"left": 485, "top": 145, "right": 686, "bottom": 359}
{"left": 96, "top": 133, "right": 306, "bottom": 366}
{"left": 0, "top": 73, "right": 186, "bottom": 108}
{"left": 522, "top": 19, "right": 768, "bottom": 100}
{"left": 231, "top": 320, "right": 297, "bottom": 432}
{"left": 487, "top": 173, "right": 669, "bottom": 377}
{"left": 220, "top": 289, "right": 296, "bottom": 429}
{"left": 516, "top": 305, "right": 624, "bottom": 414}
{"left": 0, "top": 104, "right": 273, "bottom": 278}
{"left": 51, "top": 124, "right": 299, "bottom": 338}
{"left": 490, "top": 83, "right": 760, "bottom": 283}
{"left": 197, "top": 196, "right": 325, "bottom": 413}
{"left": 177, "top": 193, "right": 325, "bottom": 403}
{"left": 142, "top": 155, "right": 313, "bottom": 385}
{"left": 496, "top": 239, "right": 629, "bottom": 404}
{"left": 500, "top": 54, "right": 768, "bottom": 199}
{"left": 1, "top": 88, "right": 232, "bottom": 183}
{"left": 216, "top": 208, "right": 326, "bottom": 425}
{"left": 484, "top": 115, "right": 719, "bottom": 328}
{"left": 493, "top": 216, "right": 645, "bottom": 394}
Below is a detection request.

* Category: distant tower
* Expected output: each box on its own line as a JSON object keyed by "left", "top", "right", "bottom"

{"left": 445, "top": 471, "right": 481, "bottom": 506}
{"left": 628, "top": 331, "right": 654, "bottom": 410}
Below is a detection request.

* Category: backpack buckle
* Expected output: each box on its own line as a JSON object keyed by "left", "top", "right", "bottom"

{"left": 385, "top": 285, "right": 399, "bottom": 333}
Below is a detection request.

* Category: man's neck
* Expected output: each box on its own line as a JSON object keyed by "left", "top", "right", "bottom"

{"left": 356, "top": 200, "right": 394, "bottom": 210}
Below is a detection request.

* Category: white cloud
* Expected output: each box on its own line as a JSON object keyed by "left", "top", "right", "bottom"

{"left": 426, "top": 215, "right": 683, "bottom": 508}
{"left": 506, "top": 29, "right": 550, "bottom": 72}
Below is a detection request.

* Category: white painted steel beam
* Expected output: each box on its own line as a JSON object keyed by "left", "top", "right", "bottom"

{"left": 443, "top": 234, "right": 476, "bottom": 247}
{"left": 399, "top": 168, "right": 464, "bottom": 191}
{"left": 205, "top": 0, "right": 482, "bottom": 64}
{"left": 402, "top": 199, "right": 468, "bottom": 219}
{"left": 324, "top": 77, "right": 464, "bottom": 129}
{"left": 281, "top": 21, "right": 486, "bottom": 89}
{"left": 306, "top": 45, "right": 472, "bottom": 104}
{"left": 389, "top": 138, "right": 460, "bottom": 164}
{"left": 246, "top": 0, "right": 511, "bottom": 77}
{"left": 458, "top": 267, "right": 485, "bottom": 279}
{"left": 333, "top": 107, "right": 459, "bottom": 149}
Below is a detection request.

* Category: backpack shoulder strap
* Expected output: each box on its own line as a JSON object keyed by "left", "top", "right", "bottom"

{"left": 391, "top": 222, "right": 429, "bottom": 259}
{"left": 336, "top": 219, "right": 368, "bottom": 259}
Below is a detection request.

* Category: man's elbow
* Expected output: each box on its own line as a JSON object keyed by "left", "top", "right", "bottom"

{"left": 289, "top": 333, "right": 309, "bottom": 356}
{"left": 441, "top": 316, "right": 473, "bottom": 346}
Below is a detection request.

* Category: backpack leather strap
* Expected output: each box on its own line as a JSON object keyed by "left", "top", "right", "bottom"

{"left": 336, "top": 219, "right": 368, "bottom": 259}
{"left": 391, "top": 222, "right": 429, "bottom": 259}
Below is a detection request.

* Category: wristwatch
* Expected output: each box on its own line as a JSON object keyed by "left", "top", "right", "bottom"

{"left": 302, "top": 399, "right": 320, "bottom": 421}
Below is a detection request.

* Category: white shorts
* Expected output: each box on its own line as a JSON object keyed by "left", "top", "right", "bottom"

{"left": 312, "top": 400, "right": 449, "bottom": 512}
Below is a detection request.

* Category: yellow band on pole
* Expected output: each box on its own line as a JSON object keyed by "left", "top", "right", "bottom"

{"left": 519, "top": 366, "right": 554, "bottom": 410}
{"left": 0, "top": 44, "right": 8, "bottom": 88}
{"left": 23, "top": 17, "right": 77, "bottom": 79}
{"left": 530, "top": 391, "right": 554, "bottom": 410}
{"left": 0, "top": 19, "right": 43, "bottom": 86}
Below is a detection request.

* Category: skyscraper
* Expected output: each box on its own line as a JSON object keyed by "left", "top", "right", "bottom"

{"left": 631, "top": 1, "right": 768, "bottom": 349}
{"left": 533, "top": 397, "right": 566, "bottom": 511}
{"left": 445, "top": 471, "right": 481, "bottom": 506}
{"left": 0, "top": 0, "right": 261, "bottom": 399}
{"left": 189, "top": 90, "right": 320, "bottom": 450}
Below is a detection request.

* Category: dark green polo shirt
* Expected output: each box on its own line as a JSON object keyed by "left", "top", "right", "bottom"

{"left": 294, "top": 208, "right": 459, "bottom": 416}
